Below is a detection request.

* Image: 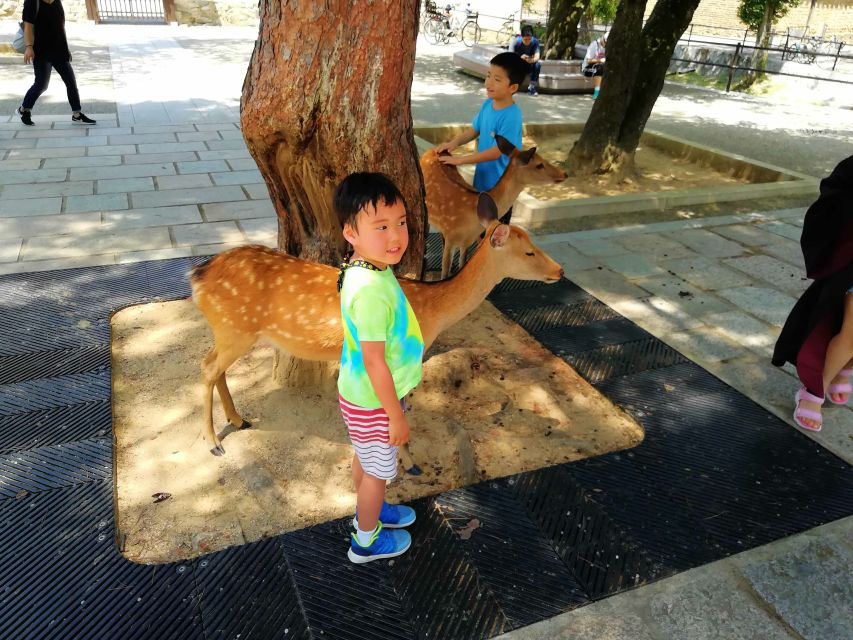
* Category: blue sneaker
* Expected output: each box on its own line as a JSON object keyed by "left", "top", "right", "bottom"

{"left": 352, "top": 501, "right": 416, "bottom": 530}
{"left": 348, "top": 522, "right": 412, "bottom": 564}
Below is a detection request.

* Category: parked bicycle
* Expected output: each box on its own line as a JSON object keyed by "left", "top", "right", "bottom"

{"left": 782, "top": 40, "right": 816, "bottom": 64}
{"left": 496, "top": 12, "right": 518, "bottom": 45}
{"left": 424, "top": 3, "right": 481, "bottom": 47}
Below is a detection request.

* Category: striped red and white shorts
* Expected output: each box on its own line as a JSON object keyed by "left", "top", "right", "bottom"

{"left": 339, "top": 395, "right": 401, "bottom": 481}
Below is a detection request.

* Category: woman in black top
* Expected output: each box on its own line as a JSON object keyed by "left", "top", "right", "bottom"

{"left": 17, "top": 0, "right": 96, "bottom": 126}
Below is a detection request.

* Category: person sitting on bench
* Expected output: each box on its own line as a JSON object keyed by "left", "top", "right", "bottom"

{"left": 510, "top": 26, "right": 541, "bottom": 97}
{"left": 583, "top": 31, "right": 607, "bottom": 99}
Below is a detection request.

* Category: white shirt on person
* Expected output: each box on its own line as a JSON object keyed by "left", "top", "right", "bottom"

{"left": 583, "top": 39, "right": 605, "bottom": 71}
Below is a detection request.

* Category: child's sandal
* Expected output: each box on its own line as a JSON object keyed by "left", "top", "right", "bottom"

{"left": 826, "top": 368, "right": 852, "bottom": 405}
{"left": 794, "top": 387, "right": 823, "bottom": 432}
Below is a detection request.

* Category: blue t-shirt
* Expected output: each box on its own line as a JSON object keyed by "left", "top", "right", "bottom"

{"left": 471, "top": 98, "right": 523, "bottom": 192}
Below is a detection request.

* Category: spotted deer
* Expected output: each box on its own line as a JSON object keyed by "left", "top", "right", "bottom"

{"left": 421, "top": 135, "right": 568, "bottom": 279}
{"left": 190, "top": 193, "right": 563, "bottom": 471}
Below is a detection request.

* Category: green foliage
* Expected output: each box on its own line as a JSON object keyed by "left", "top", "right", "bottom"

{"left": 590, "top": 0, "right": 618, "bottom": 23}
{"left": 737, "top": 0, "right": 800, "bottom": 32}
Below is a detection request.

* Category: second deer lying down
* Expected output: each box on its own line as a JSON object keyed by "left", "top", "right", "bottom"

{"left": 190, "top": 193, "right": 563, "bottom": 469}
{"left": 421, "top": 134, "right": 567, "bottom": 279}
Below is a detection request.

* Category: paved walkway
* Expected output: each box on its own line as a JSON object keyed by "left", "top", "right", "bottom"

{"left": 0, "top": 23, "right": 850, "bottom": 639}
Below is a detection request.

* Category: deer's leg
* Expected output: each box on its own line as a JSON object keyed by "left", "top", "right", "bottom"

{"left": 457, "top": 244, "right": 468, "bottom": 271}
{"left": 202, "top": 337, "right": 254, "bottom": 456}
{"left": 215, "top": 375, "right": 251, "bottom": 430}
{"left": 441, "top": 239, "right": 454, "bottom": 279}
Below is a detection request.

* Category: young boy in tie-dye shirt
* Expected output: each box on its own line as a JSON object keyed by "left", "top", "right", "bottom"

{"left": 335, "top": 172, "right": 424, "bottom": 564}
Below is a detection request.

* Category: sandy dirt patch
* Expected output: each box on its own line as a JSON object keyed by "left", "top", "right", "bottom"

{"left": 112, "top": 299, "right": 642, "bottom": 564}
{"left": 454, "top": 132, "right": 747, "bottom": 200}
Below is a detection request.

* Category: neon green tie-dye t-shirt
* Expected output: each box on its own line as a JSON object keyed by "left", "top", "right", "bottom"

{"left": 338, "top": 265, "right": 424, "bottom": 408}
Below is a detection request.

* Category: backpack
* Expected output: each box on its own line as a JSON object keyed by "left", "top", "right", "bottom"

{"left": 12, "top": 0, "right": 40, "bottom": 54}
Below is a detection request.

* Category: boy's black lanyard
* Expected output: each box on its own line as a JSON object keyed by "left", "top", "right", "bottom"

{"left": 337, "top": 258, "right": 382, "bottom": 292}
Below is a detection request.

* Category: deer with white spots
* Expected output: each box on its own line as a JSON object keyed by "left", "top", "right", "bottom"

{"left": 421, "top": 135, "right": 567, "bottom": 279}
{"left": 190, "top": 193, "right": 563, "bottom": 472}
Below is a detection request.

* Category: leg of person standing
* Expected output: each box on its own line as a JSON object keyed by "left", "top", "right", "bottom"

{"left": 18, "top": 59, "right": 52, "bottom": 126}
{"left": 52, "top": 58, "right": 95, "bottom": 124}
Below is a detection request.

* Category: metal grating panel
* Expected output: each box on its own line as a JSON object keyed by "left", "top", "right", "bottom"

{"left": 512, "top": 466, "right": 656, "bottom": 599}
{"left": 488, "top": 278, "right": 589, "bottom": 310}
{"left": 534, "top": 317, "right": 653, "bottom": 357}
{"left": 0, "top": 438, "right": 111, "bottom": 497}
{"left": 0, "top": 481, "right": 203, "bottom": 640}
{"left": 195, "top": 537, "right": 311, "bottom": 640}
{"left": 565, "top": 338, "right": 690, "bottom": 384}
{"left": 0, "top": 345, "right": 110, "bottom": 386}
{"left": 281, "top": 518, "right": 416, "bottom": 640}
{"left": 389, "top": 498, "right": 510, "bottom": 639}
{"left": 434, "top": 481, "right": 587, "bottom": 627}
{"left": 502, "top": 299, "right": 621, "bottom": 334}
{"left": 0, "top": 400, "right": 111, "bottom": 454}
{"left": 0, "top": 371, "right": 111, "bottom": 416}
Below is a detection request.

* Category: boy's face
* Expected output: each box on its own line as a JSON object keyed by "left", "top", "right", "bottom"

{"left": 343, "top": 198, "right": 408, "bottom": 270}
{"left": 522, "top": 34, "right": 532, "bottom": 46}
{"left": 485, "top": 64, "right": 517, "bottom": 100}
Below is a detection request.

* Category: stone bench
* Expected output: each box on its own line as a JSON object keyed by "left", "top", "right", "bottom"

{"left": 453, "top": 44, "right": 594, "bottom": 94}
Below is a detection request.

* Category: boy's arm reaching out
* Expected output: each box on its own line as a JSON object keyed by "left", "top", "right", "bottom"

{"left": 434, "top": 127, "right": 478, "bottom": 155}
{"left": 439, "top": 145, "right": 502, "bottom": 166}
{"left": 361, "top": 341, "right": 410, "bottom": 446}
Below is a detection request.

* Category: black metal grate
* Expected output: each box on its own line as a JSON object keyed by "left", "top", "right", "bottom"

{"left": 96, "top": 0, "right": 167, "bottom": 24}
{"left": 0, "top": 259, "right": 849, "bottom": 639}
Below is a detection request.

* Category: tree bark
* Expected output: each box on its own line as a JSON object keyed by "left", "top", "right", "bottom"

{"left": 568, "top": 0, "right": 647, "bottom": 177}
{"left": 240, "top": 0, "right": 426, "bottom": 278}
{"left": 568, "top": 0, "right": 701, "bottom": 177}
{"left": 544, "top": 0, "right": 591, "bottom": 60}
{"left": 240, "top": 1, "right": 426, "bottom": 387}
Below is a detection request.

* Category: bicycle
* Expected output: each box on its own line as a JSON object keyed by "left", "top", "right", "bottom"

{"left": 496, "top": 12, "right": 518, "bottom": 45}
{"left": 424, "top": 4, "right": 481, "bottom": 46}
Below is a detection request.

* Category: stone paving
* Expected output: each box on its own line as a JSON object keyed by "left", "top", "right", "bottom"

{"left": 0, "top": 22, "right": 850, "bottom": 639}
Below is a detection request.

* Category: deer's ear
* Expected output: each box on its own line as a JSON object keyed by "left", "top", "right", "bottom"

{"left": 495, "top": 135, "right": 517, "bottom": 156}
{"left": 489, "top": 224, "right": 510, "bottom": 248}
{"left": 477, "top": 192, "right": 498, "bottom": 226}
{"left": 517, "top": 147, "right": 536, "bottom": 165}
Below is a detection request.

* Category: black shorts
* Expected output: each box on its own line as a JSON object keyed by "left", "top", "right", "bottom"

{"left": 583, "top": 63, "right": 604, "bottom": 77}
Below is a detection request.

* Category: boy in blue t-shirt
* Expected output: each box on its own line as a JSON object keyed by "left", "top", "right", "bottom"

{"left": 435, "top": 52, "right": 528, "bottom": 213}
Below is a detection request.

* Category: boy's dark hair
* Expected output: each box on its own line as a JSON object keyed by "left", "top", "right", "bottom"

{"left": 490, "top": 51, "right": 528, "bottom": 88}
{"left": 333, "top": 172, "right": 405, "bottom": 230}
{"left": 521, "top": 25, "right": 534, "bottom": 37}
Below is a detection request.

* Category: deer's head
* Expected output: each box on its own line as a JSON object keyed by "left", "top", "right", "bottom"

{"left": 477, "top": 193, "right": 564, "bottom": 283}
{"left": 496, "top": 135, "right": 568, "bottom": 186}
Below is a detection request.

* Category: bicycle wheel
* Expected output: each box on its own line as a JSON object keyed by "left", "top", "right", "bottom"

{"left": 461, "top": 21, "right": 481, "bottom": 47}
{"left": 424, "top": 17, "right": 442, "bottom": 45}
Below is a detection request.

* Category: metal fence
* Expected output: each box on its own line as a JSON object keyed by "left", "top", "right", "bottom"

{"left": 670, "top": 37, "right": 853, "bottom": 92}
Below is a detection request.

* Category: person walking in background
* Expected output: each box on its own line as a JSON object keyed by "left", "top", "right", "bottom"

{"left": 16, "top": 0, "right": 96, "bottom": 127}
{"left": 510, "top": 26, "right": 542, "bottom": 96}
{"left": 583, "top": 31, "right": 607, "bottom": 99}
{"left": 773, "top": 155, "right": 853, "bottom": 432}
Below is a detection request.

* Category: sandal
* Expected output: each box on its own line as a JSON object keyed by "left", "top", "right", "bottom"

{"left": 826, "top": 368, "right": 852, "bottom": 405}
{"left": 794, "top": 387, "right": 823, "bottom": 432}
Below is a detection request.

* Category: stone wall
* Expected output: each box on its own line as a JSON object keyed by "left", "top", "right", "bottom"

{"left": 646, "top": 0, "right": 853, "bottom": 39}
{"left": 173, "top": 0, "right": 258, "bottom": 26}
{"left": 1, "top": 0, "right": 88, "bottom": 21}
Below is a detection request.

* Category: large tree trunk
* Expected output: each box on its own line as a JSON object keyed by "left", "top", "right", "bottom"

{"left": 568, "top": 0, "right": 647, "bottom": 177}
{"left": 568, "top": 0, "right": 700, "bottom": 177}
{"left": 241, "top": 0, "right": 426, "bottom": 277}
{"left": 240, "top": 1, "right": 426, "bottom": 386}
{"left": 544, "top": 0, "right": 591, "bottom": 60}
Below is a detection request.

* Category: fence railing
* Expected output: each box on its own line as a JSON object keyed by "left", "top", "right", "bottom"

{"left": 670, "top": 38, "right": 853, "bottom": 92}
